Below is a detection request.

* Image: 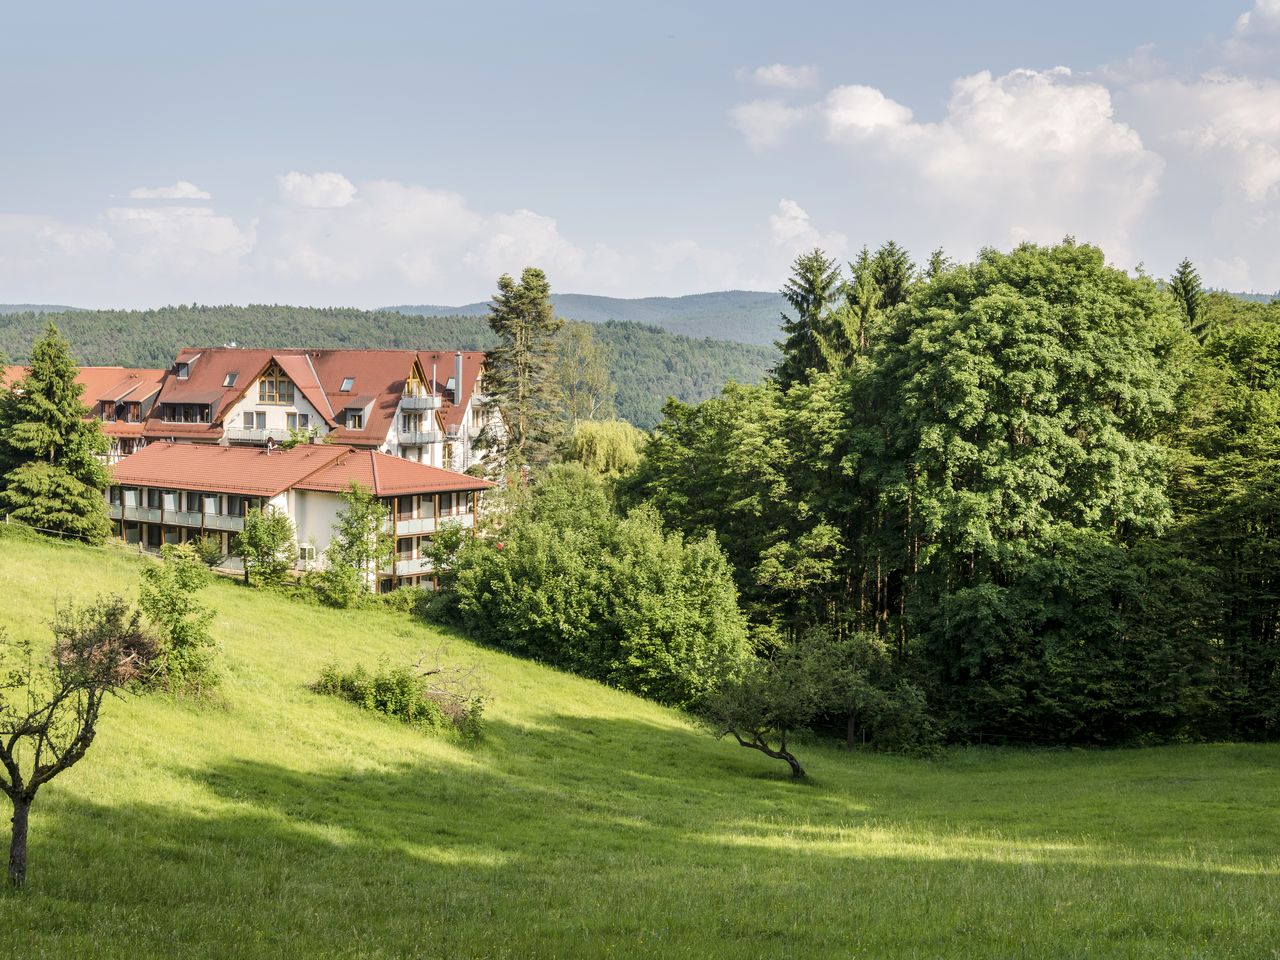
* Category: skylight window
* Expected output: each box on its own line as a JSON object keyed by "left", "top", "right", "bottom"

{"left": 223, "top": 372, "right": 238, "bottom": 387}
{"left": 340, "top": 377, "right": 355, "bottom": 392}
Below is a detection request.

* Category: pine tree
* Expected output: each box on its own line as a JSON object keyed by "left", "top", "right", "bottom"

{"left": 774, "top": 248, "right": 843, "bottom": 390}
{"left": 870, "top": 240, "right": 915, "bottom": 308}
{"left": 0, "top": 323, "right": 110, "bottom": 542}
{"left": 486, "top": 268, "right": 565, "bottom": 469}
{"left": 1169, "top": 258, "right": 1207, "bottom": 338}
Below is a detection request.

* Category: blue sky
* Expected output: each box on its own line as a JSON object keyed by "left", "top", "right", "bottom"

{"left": 2, "top": 1, "right": 1278, "bottom": 307}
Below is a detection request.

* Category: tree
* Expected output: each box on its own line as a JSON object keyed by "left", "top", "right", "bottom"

{"left": 553, "top": 324, "right": 616, "bottom": 425}
{"left": 1169, "top": 258, "right": 1207, "bottom": 338}
{"left": 326, "top": 482, "right": 393, "bottom": 592}
{"left": 0, "top": 596, "right": 154, "bottom": 887}
{"left": 0, "top": 322, "right": 110, "bottom": 542}
{"left": 562, "top": 419, "right": 647, "bottom": 477}
{"left": 137, "top": 543, "right": 219, "bottom": 692}
{"left": 703, "top": 645, "right": 825, "bottom": 779}
{"left": 869, "top": 240, "right": 915, "bottom": 308}
{"left": 774, "top": 248, "right": 843, "bottom": 389}
{"left": 924, "top": 247, "right": 954, "bottom": 280}
{"left": 233, "top": 507, "right": 296, "bottom": 586}
{"left": 486, "top": 267, "right": 566, "bottom": 469}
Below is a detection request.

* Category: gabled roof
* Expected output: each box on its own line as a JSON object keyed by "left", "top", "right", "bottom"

{"left": 416, "top": 351, "right": 487, "bottom": 433}
{"left": 3, "top": 365, "right": 166, "bottom": 406}
{"left": 110, "top": 441, "right": 495, "bottom": 498}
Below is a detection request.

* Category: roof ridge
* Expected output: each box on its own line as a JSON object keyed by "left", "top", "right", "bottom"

{"left": 369, "top": 449, "right": 381, "bottom": 494}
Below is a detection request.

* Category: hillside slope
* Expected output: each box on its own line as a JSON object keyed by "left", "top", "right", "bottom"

{"left": 386, "top": 290, "right": 787, "bottom": 346}
{"left": 1, "top": 532, "right": 1277, "bottom": 959}
{"left": 0, "top": 306, "right": 777, "bottom": 429}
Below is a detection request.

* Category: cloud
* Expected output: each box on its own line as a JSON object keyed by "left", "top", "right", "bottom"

{"left": 820, "top": 67, "right": 1163, "bottom": 264}
{"left": 276, "top": 171, "right": 357, "bottom": 208}
{"left": 729, "top": 99, "right": 809, "bottom": 150}
{"left": 750, "top": 63, "right": 819, "bottom": 90}
{"left": 127, "top": 181, "right": 212, "bottom": 200}
{"left": 1225, "top": 0, "right": 1280, "bottom": 66}
{"left": 105, "top": 205, "right": 256, "bottom": 279}
{"left": 769, "top": 199, "right": 847, "bottom": 260}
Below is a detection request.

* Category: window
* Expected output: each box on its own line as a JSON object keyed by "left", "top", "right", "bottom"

{"left": 257, "top": 363, "right": 295, "bottom": 404}
{"left": 340, "top": 377, "right": 355, "bottom": 392}
{"left": 439, "top": 491, "right": 454, "bottom": 515}
{"left": 146, "top": 488, "right": 162, "bottom": 509}
{"left": 109, "top": 487, "right": 122, "bottom": 506}
{"left": 287, "top": 412, "right": 309, "bottom": 431}
{"left": 441, "top": 443, "right": 454, "bottom": 470}
{"left": 146, "top": 525, "right": 163, "bottom": 548}
{"left": 226, "top": 495, "right": 245, "bottom": 517}
{"left": 299, "top": 544, "right": 317, "bottom": 563}
{"left": 185, "top": 491, "right": 201, "bottom": 512}
{"left": 176, "top": 362, "right": 189, "bottom": 379}
{"left": 243, "top": 411, "right": 265, "bottom": 430}
{"left": 396, "top": 537, "right": 415, "bottom": 560}
{"left": 344, "top": 409, "right": 364, "bottom": 430}
{"left": 401, "top": 414, "right": 422, "bottom": 433}
{"left": 223, "top": 372, "right": 238, "bottom": 387}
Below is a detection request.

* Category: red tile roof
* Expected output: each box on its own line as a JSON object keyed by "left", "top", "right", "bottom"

{"left": 110, "top": 441, "right": 495, "bottom": 498}
{"left": 4, "top": 365, "right": 166, "bottom": 406}
{"left": 295, "top": 449, "right": 495, "bottom": 496}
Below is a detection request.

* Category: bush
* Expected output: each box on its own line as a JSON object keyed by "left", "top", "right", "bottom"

{"left": 190, "top": 533, "right": 224, "bottom": 567}
{"left": 310, "top": 563, "right": 366, "bottom": 609}
{"left": 137, "top": 542, "right": 219, "bottom": 693}
{"left": 314, "top": 656, "right": 484, "bottom": 738}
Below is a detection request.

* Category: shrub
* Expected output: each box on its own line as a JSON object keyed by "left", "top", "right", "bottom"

{"left": 137, "top": 542, "right": 219, "bottom": 693}
{"left": 190, "top": 533, "right": 224, "bottom": 567}
{"left": 310, "top": 563, "right": 366, "bottom": 609}
{"left": 314, "top": 655, "right": 484, "bottom": 738}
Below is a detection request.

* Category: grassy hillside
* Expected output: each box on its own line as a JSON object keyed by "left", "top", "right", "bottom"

{"left": 387, "top": 291, "right": 787, "bottom": 346}
{"left": 1, "top": 532, "right": 1277, "bottom": 959}
{"left": 0, "top": 306, "right": 776, "bottom": 429}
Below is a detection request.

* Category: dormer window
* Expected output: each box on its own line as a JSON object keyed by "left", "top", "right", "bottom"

{"left": 344, "top": 409, "right": 364, "bottom": 430}
{"left": 176, "top": 362, "right": 190, "bottom": 379}
{"left": 223, "top": 372, "right": 238, "bottom": 387}
{"left": 257, "top": 362, "right": 295, "bottom": 404}
{"left": 340, "top": 377, "right": 355, "bottom": 392}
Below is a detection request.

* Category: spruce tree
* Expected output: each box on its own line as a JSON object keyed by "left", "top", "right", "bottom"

{"left": 486, "top": 267, "right": 565, "bottom": 469}
{"left": 870, "top": 240, "right": 915, "bottom": 308}
{"left": 774, "top": 248, "right": 842, "bottom": 390}
{"left": 1169, "top": 258, "right": 1207, "bottom": 338}
{"left": 0, "top": 323, "right": 110, "bottom": 542}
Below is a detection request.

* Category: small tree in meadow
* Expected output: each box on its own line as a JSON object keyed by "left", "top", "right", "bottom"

{"left": 137, "top": 542, "right": 219, "bottom": 692}
{"left": 326, "top": 481, "right": 393, "bottom": 591}
{"left": 0, "top": 596, "right": 155, "bottom": 888}
{"left": 234, "top": 507, "right": 296, "bottom": 586}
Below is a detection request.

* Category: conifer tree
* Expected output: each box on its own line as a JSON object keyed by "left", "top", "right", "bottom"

{"left": 869, "top": 240, "right": 915, "bottom": 308}
{"left": 1169, "top": 258, "right": 1207, "bottom": 338}
{"left": 486, "top": 267, "right": 565, "bottom": 469}
{"left": 0, "top": 323, "right": 110, "bottom": 542}
{"left": 774, "top": 248, "right": 842, "bottom": 390}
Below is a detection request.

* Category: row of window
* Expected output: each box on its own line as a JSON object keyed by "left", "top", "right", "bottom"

{"left": 391, "top": 491, "right": 474, "bottom": 520}
{"left": 109, "top": 486, "right": 263, "bottom": 517}
{"left": 160, "top": 404, "right": 212, "bottom": 423}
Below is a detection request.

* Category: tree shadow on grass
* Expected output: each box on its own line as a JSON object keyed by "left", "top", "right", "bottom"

{"left": 6, "top": 713, "right": 1278, "bottom": 959}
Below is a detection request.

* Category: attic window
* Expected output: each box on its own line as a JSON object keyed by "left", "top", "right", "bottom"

{"left": 176, "top": 362, "right": 190, "bottom": 379}
{"left": 223, "top": 372, "right": 238, "bottom": 387}
{"left": 344, "top": 409, "right": 364, "bottom": 430}
{"left": 340, "top": 377, "right": 355, "bottom": 392}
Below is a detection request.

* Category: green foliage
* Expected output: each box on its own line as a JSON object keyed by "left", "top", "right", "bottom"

{"left": 137, "top": 543, "right": 219, "bottom": 692}
{"left": 190, "top": 533, "right": 225, "bottom": 567}
{"left": 561, "top": 419, "right": 646, "bottom": 477}
{"left": 451, "top": 465, "right": 750, "bottom": 708}
{"left": 1168, "top": 258, "right": 1206, "bottom": 338}
{"left": 325, "top": 482, "right": 393, "bottom": 593}
{"left": 233, "top": 508, "right": 296, "bottom": 587}
{"left": 487, "top": 268, "right": 566, "bottom": 468}
{"left": 774, "top": 248, "right": 843, "bottom": 389}
{"left": 0, "top": 322, "right": 110, "bottom": 542}
{"left": 553, "top": 323, "right": 615, "bottom": 424}
{"left": 309, "top": 563, "right": 366, "bottom": 610}
{"left": 314, "top": 657, "right": 484, "bottom": 738}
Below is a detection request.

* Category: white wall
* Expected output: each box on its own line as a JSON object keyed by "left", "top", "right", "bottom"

{"left": 222, "top": 379, "right": 329, "bottom": 437}
{"left": 292, "top": 489, "right": 345, "bottom": 560}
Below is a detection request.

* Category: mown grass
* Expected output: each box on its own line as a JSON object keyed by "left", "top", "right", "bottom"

{"left": 0, "top": 531, "right": 1277, "bottom": 959}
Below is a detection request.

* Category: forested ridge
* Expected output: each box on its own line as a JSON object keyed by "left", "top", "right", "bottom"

{"left": 0, "top": 305, "right": 775, "bottom": 429}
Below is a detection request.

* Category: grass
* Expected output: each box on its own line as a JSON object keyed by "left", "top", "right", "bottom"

{"left": 0, "top": 531, "right": 1278, "bottom": 959}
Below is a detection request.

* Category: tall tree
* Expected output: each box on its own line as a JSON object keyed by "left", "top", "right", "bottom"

{"left": 1169, "top": 258, "right": 1207, "bottom": 338}
{"left": 774, "top": 248, "right": 842, "bottom": 389}
{"left": 553, "top": 323, "right": 615, "bottom": 425}
{"left": 327, "top": 481, "right": 395, "bottom": 591}
{"left": 0, "top": 322, "right": 110, "bottom": 542}
{"left": 486, "top": 267, "right": 565, "bottom": 468}
{"left": 870, "top": 240, "right": 916, "bottom": 308}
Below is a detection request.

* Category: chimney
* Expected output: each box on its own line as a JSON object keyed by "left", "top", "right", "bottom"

{"left": 431, "top": 361, "right": 438, "bottom": 396}
{"left": 455, "top": 351, "right": 463, "bottom": 404}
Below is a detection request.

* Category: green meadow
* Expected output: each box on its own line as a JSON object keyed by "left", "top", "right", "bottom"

{"left": 0, "top": 532, "right": 1277, "bottom": 959}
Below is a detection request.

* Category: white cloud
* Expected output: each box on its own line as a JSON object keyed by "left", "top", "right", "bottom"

{"left": 1225, "top": 0, "right": 1280, "bottom": 66}
{"left": 105, "top": 204, "right": 256, "bottom": 279}
{"left": 729, "top": 99, "right": 809, "bottom": 150}
{"left": 276, "top": 171, "right": 357, "bottom": 208}
{"left": 820, "top": 67, "right": 1163, "bottom": 264}
{"left": 127, "top": 181, "right": 212, "bottom": 201}
{"left": 769, "top": 199, "right": 847, "bottom": 260}
{"left": 750, "top": 63, "right": 819, "bottom": 90}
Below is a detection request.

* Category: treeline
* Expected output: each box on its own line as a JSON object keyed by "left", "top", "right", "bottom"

{"left": 612, "top": 242, "right": 1280, "bottom": 757}
{"left": 0, "top": 305, "right": 775, "bottom": 429}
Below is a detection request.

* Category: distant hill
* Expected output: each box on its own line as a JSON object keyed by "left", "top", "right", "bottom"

{"left": 0, "top": 303, "right": 82, "bottom": 315}
{"left": 386, "top": 290, "right": 787, "bottom": 347}
{"left": 1223, "top": 291, "right": 1280, "bottom": 304}
{"left": 0, "top": 304, "right": 776, "bottom": 429}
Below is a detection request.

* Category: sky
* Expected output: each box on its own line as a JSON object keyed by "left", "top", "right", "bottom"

{"left": 2, "top": 0, "right": 1279, "bottom": 308}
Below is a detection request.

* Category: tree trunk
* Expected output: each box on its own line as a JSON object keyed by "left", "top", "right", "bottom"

{"left": 8, "top": 796, "right": 30, "bottom": 889}
{"left": 846, "top": 710, "right": 857, "bottom": 750}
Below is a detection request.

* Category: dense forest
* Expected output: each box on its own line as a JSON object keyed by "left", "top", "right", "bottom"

{"left": 0, "top": 305, "right": 775, "bottom": 429}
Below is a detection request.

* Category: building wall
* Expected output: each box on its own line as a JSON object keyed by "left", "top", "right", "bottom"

{"left": 292, "top": 489, "right": 345, "bottom": 564}
{"left": 221, "top": 383, "right": 329, "bottom": 442}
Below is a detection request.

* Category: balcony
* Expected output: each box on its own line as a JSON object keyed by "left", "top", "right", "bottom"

{"left": 203, "top": 513, "right": 245, "bottom": 532}
{"left": 167, "top": 510, "right": 204, "bottom": 527}
{"left": 399, "top": 430, "right": 441, "bottom": 446}
{"left": 225, "top": 427, "right": 291, "bottom": 445}
{"left": 395, "top": 516, "right": 438, "bottom": 536}
{"left": 394, "top": 556, "right": 435, "bottom": 577}
{"left": 120, "top": 505, "right": 163, "bottom": 523}
{"left": 400, "top": 394, "right": 440, "bottom": 411}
